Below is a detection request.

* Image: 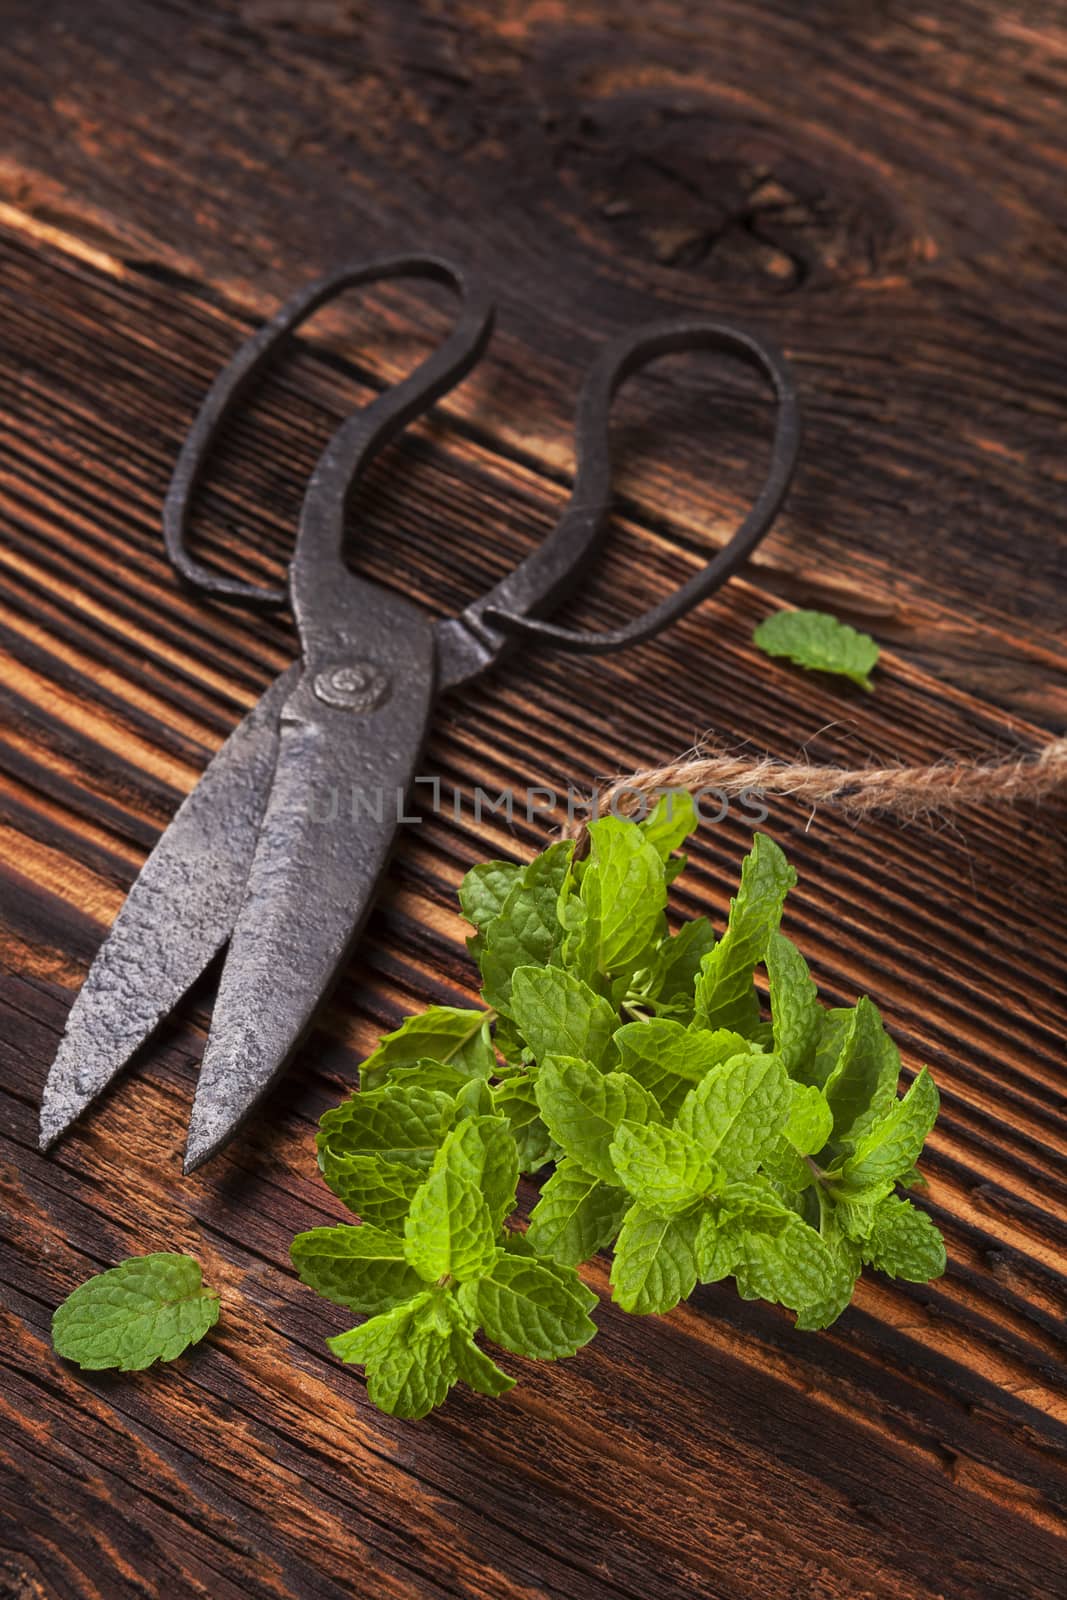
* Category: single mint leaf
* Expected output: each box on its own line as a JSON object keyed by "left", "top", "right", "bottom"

{"left": 795, "top": 1007, "right": 854, "bottom": 1090}
{"left": 290, "top": 1225, "right": 424, "bottom": 1314}
{"left": 577, "top": 815, "right": 668, "bottom": 975}
{"left": 491, "top": 1076, "right": 556, "bottom": 1173}
{"left": 863, "top": 1196, "right": 946, "bottom": 1281}
{"left": 694, "top": 1210, "right": 744, "bottom": 1283}
{"left": 329, "top": 1291, "right": 458, "bottom": 1419}
{"left": 759, "top": 1133, "right": 814, "bottom": 1196}
{"left": 720, "top": 1177, "right": 798, "bottom": 1223}
{"left": 766, "top": 930, "right": 820, "bottom": 1078}
{"left": 449, "top": 1320, "right": 516, "bottom": 1398}
{"left": 638, "top": 790, "right": 698, "bottom": 860}
{"left": 459, "top": 859, "right": 522, "bottom": 933}
{"left": 319, "top": 1149, "right": 425, "bottom": 1229}
{"left": 793, "top": 1211, "right": 863, "bottom": 1330}
{"left": 733, "top": 1211, "right": 846, "bottom": 1315}
{"left": 510, "top": 966, "right": 618, "bottom": 1069}
{"left": 675, "top": 1051, "right": 791, "bottom": 1176}
{"left": 610, "top": 1203, "right": 700, "bottom": 1314}
{"left": 430, "top": 1116, "right": 519, "bottom": 1232}
{"left": 783, "top": 1080, "right": 833, "bottom": 1157}
{"left": 479, "top": 841, "right": 573, "bottom": 1011}
{"left": 834, "top": 1181, "right": 897, "bottom": 1242}
{"left": 376, "top": 1059, "right": 469, "bottom": 1096}
{"left": 403, "top": 1167, "right": 498, "bottom": 1284}
{"left": 654, "top": 918, "right": 718, "bottom": 1012}
{"left": 535, "top": 1058, "right": 659, "bottom": 1184}
{"left": 459, "top": 1254, "right": 597, "bottom": 1360}
{"left": 360, "top": 1006, "right": 493, "bottom": 1091}
{"left": 753, "top": 608, "right": 879, "bottom": 692}
{"left": 453, "top": 1077, "right": 494, "bottom": 1121}
{"left": 614, "top": 1019, "right": 751, "bottom": 1118}
{"left": 526, "top": 1158, "right": 629, "bottom": 1266}
{"left": 822, "top": 998, "right": 902, "bottom": 1146}
{"left": 838, "top": 1068, "right": 939, "bottom": 1190}
{"left": 609, "top": 1120, "right": 718, "bottom": 1216}
{"left": 52, "top": 1254, "right": 219, "bottom": 1372}
{"left": 694, "top": 834, "right": 795, "bottom": 1033}
{"left": 317, "top": 1085, "right": 454, "bottom": 1166}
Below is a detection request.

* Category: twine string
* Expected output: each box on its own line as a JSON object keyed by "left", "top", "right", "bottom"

{"left": 563, "top": 735, "right": 1067, "bottom": 843}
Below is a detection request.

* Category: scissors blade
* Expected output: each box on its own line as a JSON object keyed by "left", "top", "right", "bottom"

{"left": 182, "top": 651, "right": 435, "bottom": 1172}
{"left": 39, "top": 666, "right": 299, "bottom": 1150}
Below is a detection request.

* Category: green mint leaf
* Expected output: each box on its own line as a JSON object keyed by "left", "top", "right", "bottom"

{"left": 535, "top": 1057, "right": 659, "bottom": 1184}
{"left": 766, "top": 930, "right": 820, "bottom": 1077}
{"left": 459, "top": 859, "right": 522, "bottom": 933}
{"left": 753, "top": 608, "right": 879, "bottom": 692}
{"left": 609, "top": 1120, "right": 718, "bottom": 1216}
{"left": 360, "top": 1006, "right": 493, "bottom": 1091}
{"left": 759, "top": 1134, "right": 815, "bottom": 1196}
{"left": 510, "top": 966, "right": 618, "bottom": 1069}
{"left": 783, "top": 1080, "right": 833, "bottom": 1156}
{"left": 837, "top": 1068, "right": 939, "bottom": 1189}
{"left": 453, "top": 1077, "right": 495, "bottom": 1120}
{"left": 317, "top": 1085, "right": 453, "bottom": 1166}
{"left": 52, "top": 1254, "right": 219, "bottom": 1372}
{"left": 575, "top": 815, "right": 668, "bottom": 975}
{"left": 610, "top": 1203, "right": 701, "bottom": 1314}
{"left": 329, "top": 1291, "right": 458, "bottom": 1419}
{"left": 654, "top": 918, "right": 718, "bottom": 1012}
{"left": 694, "top": 1210, "right": 744, "bottom": 1283}
{"left": 430, "top": 1115, "right": 518, "bottom": 1232}
{"left": 449, "top": 1321, "right": 516, "bottom": 1398}
{"left": 638, "top": 790, "right": 698, "bottom": 860}
{"left": 404, "top": 1168, "right": 498, "bottom": 1285}
{"left": 491, "top": 1076, "right": 555, "bottom": 1173}
{"left": 675, "top": 1051, "right": 791, "bottom": 1176}
{"left": 863, "top": 1196, "right": 946, "bottom": 1281}
{"left": 290, "top": 1224, "right": 424, "bottom": 1314}
{"left": 696, "top": 1178, "right": 800, "bottom": 1283}
{"left": 459, "top": 1254, "right": 597, "bottom": 1360}
{"left": 795, "top": 1007, "right": 854, "bottom": 1090}
{"left": 733, "top": 1211, "right": 846, "bottom": 1316}
{"left": 822, "top": 997, "right": 902, "bottom": 1146}
{"left": 478, "top": 841, "right": 573, "bottom": 1010}
{"left": 526, "top": 1158, "right": 630, "bottom": 1266}
{"left": 318, "top": 1149, "right": 425, "bottom": 1229}
{"left": 833, "top": 1181, "right": 897, "bottom": 1242}
{"left": 615, "top": 1019, "right": 752, "bottom": 1118}
{"left": 375, "top": 1060, "right": 470, "bottom": 1096}
{"left": 793, "top": 1210, "right": 863, "bottom": 1330}
{"left": 694, "top": 833, "right": 795, "bottom": 1033}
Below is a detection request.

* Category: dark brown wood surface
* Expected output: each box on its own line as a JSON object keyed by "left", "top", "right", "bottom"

{"left": 1, "top": 4, "right": 1065, "bottom": 1598}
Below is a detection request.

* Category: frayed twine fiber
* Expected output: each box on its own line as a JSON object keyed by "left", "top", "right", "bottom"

{"left": 562, "top": 735, "right": 1067, "bottom": 846}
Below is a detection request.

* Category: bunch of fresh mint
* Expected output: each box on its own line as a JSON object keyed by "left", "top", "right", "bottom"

{"left": 292, "top": 797, "right": 945, "bottom": 1417}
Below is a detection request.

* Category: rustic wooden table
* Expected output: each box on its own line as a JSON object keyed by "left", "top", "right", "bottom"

{"left": 1, "top": 4, "right": 1065, "bottom": 1598}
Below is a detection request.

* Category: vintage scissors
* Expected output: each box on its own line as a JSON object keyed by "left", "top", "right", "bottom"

{"left": 38, "top": 254, "right": 801, "bottom": 1171}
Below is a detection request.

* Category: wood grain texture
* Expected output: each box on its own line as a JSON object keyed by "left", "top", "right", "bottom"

{"left": 0, "top": 3, "right": 1065, "bottom": 1598}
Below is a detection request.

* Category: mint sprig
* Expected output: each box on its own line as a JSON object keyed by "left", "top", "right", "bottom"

{"left": 293, "top": 794, "right": 945, "bottom": 1417}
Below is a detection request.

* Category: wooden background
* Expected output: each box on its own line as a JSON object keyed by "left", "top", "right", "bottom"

{"left": 1, "top": 3, "right": 1065, "bottom": 1597}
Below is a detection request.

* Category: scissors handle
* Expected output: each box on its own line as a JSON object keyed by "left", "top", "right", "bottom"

{"left": 163, "top": 256, "right": 494, "bottom": 610}
{"left": 461, "top": 318, "right": 800, "bottom": 658}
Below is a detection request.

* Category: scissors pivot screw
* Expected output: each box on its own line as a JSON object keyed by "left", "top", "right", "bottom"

{"left": 312, "top": 661, "right": 392, "bottom": 713}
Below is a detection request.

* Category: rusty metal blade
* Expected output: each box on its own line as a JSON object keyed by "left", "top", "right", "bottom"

{"left": 182, "top": 654, "right": 434, "bottom": 1172}
{"left": 39, "top": 667, "right": 299, "bottom": 1150}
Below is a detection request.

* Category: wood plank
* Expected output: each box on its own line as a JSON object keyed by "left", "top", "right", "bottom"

{"left": 0, "top": 5, "right": 1065, "bottom": 1597}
